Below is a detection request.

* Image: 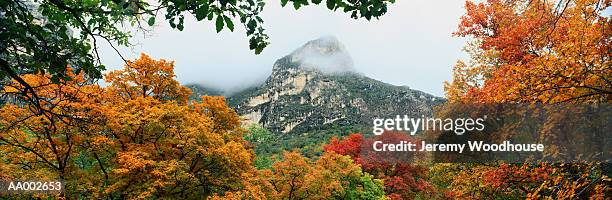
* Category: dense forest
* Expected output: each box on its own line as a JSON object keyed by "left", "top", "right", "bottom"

{"left": 1, "top": 0, "right": 610, "bottom": 199}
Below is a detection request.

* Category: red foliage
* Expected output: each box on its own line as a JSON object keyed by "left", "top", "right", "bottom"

{"left": 324, "top": 132, "right": 438, "bottom": 199}
{"left": 324, "top": 133, "right": 363, "bottom": 159}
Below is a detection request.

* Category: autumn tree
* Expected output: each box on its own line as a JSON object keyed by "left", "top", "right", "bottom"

{"left": 440, "top": 0, "right": 611, "bottom": 198}
{"left": 0, "top": 66, "right": 107, "bottom": 198}
{"left": 325, "top": 133, "right": 439, "bottom": 200}
{"left": 0, "top": 53, "right": 259, "bottom": 199}
{"left": 429, "top": 161, "right": 612, "bottom": 199}
{"left": 250, "top": 151, "right": 387, "bottom": 200}
{"left": 445, "top": 0, "right": 611, "bottom": 103}
{"left": 99, "top": 53, "right": 255, "bottom": 198}
{"left": 429, "top": 100, "right": 610, "bottom": 198}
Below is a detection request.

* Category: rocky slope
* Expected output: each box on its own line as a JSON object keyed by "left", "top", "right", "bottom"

{"left": 224, "top": 36, "right": 444, "bottom": 134}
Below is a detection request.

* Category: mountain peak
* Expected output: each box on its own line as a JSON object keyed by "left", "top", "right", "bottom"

{"left": 292, "top": 36, "right": 345, "bottom": 55}
{"left": 229, "top": 36, "right": 442, "bottom": 134}
{"left": 274, "top": 36, "right": 355, "bottom": 74}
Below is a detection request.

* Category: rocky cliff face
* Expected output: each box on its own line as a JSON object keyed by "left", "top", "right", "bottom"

{"left": 227, "top": 36, "right": 443, "bottom": 134}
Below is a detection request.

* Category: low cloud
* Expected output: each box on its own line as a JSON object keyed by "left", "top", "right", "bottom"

{"left": 290, "top": 36, "right": 357, "bottom": 74}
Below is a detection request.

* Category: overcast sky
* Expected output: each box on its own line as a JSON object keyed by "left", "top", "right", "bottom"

{"left": 99, "top": 0, "right": 471, "bottom": 96}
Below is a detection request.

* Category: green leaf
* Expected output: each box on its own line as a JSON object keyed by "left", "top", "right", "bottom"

{"left": 246, "top": 19, "right": 257, "bottom": 34}
{"left": 147, "top": 17, "right": 155, "bottom": 26}
{"left": 50, "top": 76, "right": 60, "bottom": 84}
{"left": 177, "top": 16, "right": 184, "bottom": 30}
{"left": 223, "top": 16, "right": 234, "bottom": 31}
{"left": 365, "top": 11, "right": 372, "bottom": 20}
{"left": 216, "top": 16, "right": 224, "bottom": 32}
{"left": 249, "top": 37, "right": 257, "bottom": 50}
{"left": 343, "top": 6, "right": 351, "bottom": 12}
{"left": 195, "top": 6, "right": 208, "bottom": 21}
{"left": 281, "top": 0, "right": 289, "bottom": 6}
{"left": 249, "top": 37, "right": 266, "bottom": 54}
{"left": 293, "top": 1, "right": 301, "bottom": 9}
{"left": 312, "top": 0, "right": 322, "bottom": 4}
{"left": 326, "top": 0, "right": 335, "bottom": 10}
{"left": 255, "top": 44, "right": 264, "bottom": 54}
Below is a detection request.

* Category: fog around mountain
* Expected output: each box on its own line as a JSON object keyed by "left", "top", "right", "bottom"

{"left": 98, "top": 0, "right": 470, "bottom": 97}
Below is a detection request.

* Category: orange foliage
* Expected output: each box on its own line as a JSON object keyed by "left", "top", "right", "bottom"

{"left": 441, "top": 1, "right": 611, "bottom": 198}
{"left": 105, "top": 53, "right": 192, "bottom": 104}
{"left": 446, "top": 0, "right": 611, "bottom": 103}
{"left": 0, "top": 53, "right": 256, "bottom": 199}
{"left": 237, "top": 151, "right": 386, "bottom": 200}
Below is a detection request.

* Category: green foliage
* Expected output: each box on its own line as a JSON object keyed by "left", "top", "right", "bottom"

{"left": 242, "top": 123, "right": 364, "bottom": 169}
{"left": 244, "top": 123, "right": 275, "bottom": 155}
{"left": 279, "top": 124, "right": 364, "bottom": 158}
{"left": 244, "top": 124, "right": 278, "bottom": 169}
{"left": 1, "top": 0, "right": 105, "bottom": 84}
{"left": 340, "top": 173, "right": 387, "bottom": 200}
{"left": 252, "top": 155, "right": 275, "bottom": 169}
{"left": 282, "top": 0, "right": 394, "bottom": 20}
